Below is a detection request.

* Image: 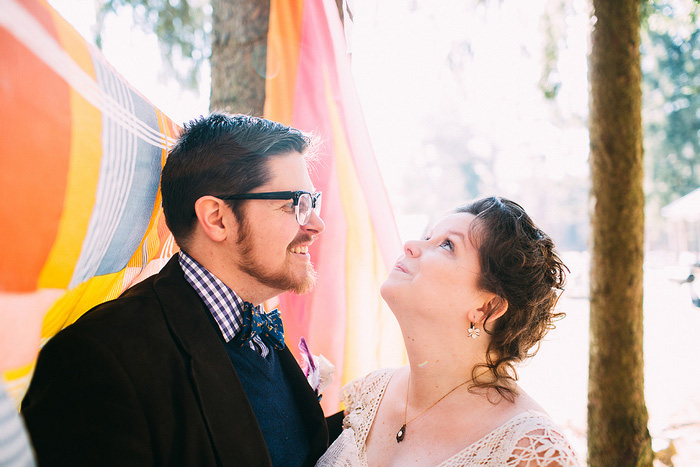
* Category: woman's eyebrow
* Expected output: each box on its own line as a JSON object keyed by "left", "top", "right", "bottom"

{"left": 446, "top": 230, "right": 468, "bottom": 248}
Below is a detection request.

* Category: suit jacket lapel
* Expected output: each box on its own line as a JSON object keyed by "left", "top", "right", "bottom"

{"left": 278, "top": 347, "right": 329, "bottom": 465}
{"left": 152, "top": 256, "right": 272, "bottom": 466}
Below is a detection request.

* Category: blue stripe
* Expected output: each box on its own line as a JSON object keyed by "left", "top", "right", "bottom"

{"left": 95, "top": 89, "right": 160, "bottom": 276}
{"left": 70, "top": 51, "right": 161, "bottom": 287}
{"left": 0, "top": 385, "right": 35, "bottom": 466}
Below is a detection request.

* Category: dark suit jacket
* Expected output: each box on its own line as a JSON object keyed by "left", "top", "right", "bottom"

{"left": 22, "top": 256, "right": 340, "bottom": 466}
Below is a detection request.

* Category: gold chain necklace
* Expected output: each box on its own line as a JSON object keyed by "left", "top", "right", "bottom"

{"left": 395, "top": 373, "right": 475, "bottom": 443}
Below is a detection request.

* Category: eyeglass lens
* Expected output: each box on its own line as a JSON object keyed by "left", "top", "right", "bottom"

{"left": 296, "top": 193, "right": 321, "bottom": 225}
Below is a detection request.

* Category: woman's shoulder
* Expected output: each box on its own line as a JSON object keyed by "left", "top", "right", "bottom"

{"left": 499, "top": 410, "right": 580, "bottom": 466}
{"left": 441, "top": 410, "right": 579, "bottom": 467}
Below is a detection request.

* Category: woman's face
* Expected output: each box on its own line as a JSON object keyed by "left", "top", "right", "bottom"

{"left": 381, "top": 212, "right": 490, "bottom": 319}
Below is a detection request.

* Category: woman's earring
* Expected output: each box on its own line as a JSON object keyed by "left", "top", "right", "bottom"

{"left": 468, "top": 322, "right": 480, "bottom": 339}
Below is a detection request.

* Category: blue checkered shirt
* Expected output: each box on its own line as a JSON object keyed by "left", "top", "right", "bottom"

{"left": 178, "top": 251, "right": 271, "bottom": 357}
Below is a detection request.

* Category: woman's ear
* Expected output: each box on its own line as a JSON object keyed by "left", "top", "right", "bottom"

{"left": 472, "top": 295, "right": 509, "bottom": 324}
{"left": 193, "top": 196, "right": 231, "bottom": 242}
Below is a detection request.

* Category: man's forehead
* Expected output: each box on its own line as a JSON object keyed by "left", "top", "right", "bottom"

{"left": 261, "top": 152, "right": 315, "bottom": 190}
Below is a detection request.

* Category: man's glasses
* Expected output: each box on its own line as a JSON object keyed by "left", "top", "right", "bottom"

{"left": 220, "top": 191, "right": 322, "bottom": 226}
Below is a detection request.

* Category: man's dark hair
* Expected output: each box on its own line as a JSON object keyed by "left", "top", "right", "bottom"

{"left": 161, "top": 113, "right": 312, "bottom": 249}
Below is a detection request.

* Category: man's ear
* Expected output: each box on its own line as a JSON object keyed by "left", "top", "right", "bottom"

{"left": 471, "top": 295, "right": 509, "bottom": 324}
{"left": 193, "top": 196, "right": 231, "bottom": 242}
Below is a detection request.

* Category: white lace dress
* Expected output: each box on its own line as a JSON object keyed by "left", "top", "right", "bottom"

{"left": 317, "top": 368, "right": 579, "bottom": 466}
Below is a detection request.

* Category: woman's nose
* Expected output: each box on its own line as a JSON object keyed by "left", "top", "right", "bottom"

{"left": 403, "top": 240, "right": 421, "bottom": 257}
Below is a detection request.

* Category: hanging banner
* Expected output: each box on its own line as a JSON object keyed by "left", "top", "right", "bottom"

{"left": 265, "top": 0, "right": 405, "bottom": 412}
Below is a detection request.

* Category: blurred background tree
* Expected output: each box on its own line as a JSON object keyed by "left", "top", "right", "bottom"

{"left": 642, "top": 1, "right": 700, "bottom": 250}
{"left": 94, "top": 0, "right": 347, "bottom": 114}
{"left": 643, "top": 2, "right": 700, "bottom": 207}
{"left": 94, "top": 0, "right": 211, "bottom": 90}
{"left": 95, "top": 0, "right": 268, "bottom": 114}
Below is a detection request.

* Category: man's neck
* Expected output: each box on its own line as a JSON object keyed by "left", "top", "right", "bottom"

{"left": 180, "top": 249, "right": 278, "bottom": 306}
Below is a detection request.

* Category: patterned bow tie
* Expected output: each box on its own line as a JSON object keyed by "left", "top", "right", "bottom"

{"left": 233, "top": 302, "right": 285, "bottom": 351}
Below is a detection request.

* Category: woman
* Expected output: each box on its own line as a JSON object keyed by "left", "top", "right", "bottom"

{"left": 318, "top": 197, "right": 579, "bottom": 466}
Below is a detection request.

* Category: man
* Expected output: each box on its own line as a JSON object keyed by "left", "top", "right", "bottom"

{"left": 22, "top": 114, "right": 341, "bottom": 466}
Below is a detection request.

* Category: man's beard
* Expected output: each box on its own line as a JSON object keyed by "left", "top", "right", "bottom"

{"left": 235, "top": 215, "right": 318, "bottom": 295}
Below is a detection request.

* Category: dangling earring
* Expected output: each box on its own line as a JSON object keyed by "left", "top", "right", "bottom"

{"left": 468, "top": 322, "right": 480, "bottom": 339}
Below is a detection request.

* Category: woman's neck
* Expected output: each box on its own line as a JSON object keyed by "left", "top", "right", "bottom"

{"left": 400, "top": 323, "right": 491, "bottom": 407}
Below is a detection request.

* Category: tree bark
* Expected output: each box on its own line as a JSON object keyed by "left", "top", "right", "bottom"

{"left": 210, "top": 0, "right": 270, "bottom": 115}
{"left": 208, "top": 0, "right": 345, "bottom": 115}
{"left": 587, "top": 0, "right": 653, "bottom": 465}
{"left": 335, "top": 0, "right": 344, "bottom": 27}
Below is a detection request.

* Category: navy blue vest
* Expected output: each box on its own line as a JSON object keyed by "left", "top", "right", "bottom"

{"left": 223, "top": 343, "right": 310, "bottom": 467}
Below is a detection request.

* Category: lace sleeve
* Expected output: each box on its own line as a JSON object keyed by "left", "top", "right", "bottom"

{"left": 507, "top": 423, "right": 580, "bottom": 466}
{"left": 339, "top": 368, "right": 394, "bottom": 430}
{"left": 439, "top": 411, "right": 580, "bottom": 467}
{"left": 316, "top": 369, "right": 395, "bottom": 467}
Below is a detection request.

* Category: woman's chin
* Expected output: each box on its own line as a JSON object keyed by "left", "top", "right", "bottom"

{"left": 379, "top": 279, "right": 389, "bottom": 298}
{"left": 379, "top": 280, "right": 399, "bottom": 307}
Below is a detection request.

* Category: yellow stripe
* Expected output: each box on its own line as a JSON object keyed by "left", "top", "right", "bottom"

{"left": 125, "top": 190, "right": 163, "bottom": 273}
{"left": 2, "top": 364, "right": 35, "bottom": 407}
{"left": 323, "top": 70, "right": 406, "bottom": 389}
{"left": 2, "top": 362, "right": 34, "bottom": 382}
{"left": 38, "top": 9, "right": 102, "bottom": 288}
{"left": 41, "top": 270, "right": 125, "bottom": 339}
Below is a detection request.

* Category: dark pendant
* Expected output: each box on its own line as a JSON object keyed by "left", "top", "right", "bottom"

{"left": 396, "top": 424, "right": 406, "bottom": 443}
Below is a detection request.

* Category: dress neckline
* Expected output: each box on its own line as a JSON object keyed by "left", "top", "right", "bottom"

{"left": 360, "top": 368, "right": 551, "bottom": 465}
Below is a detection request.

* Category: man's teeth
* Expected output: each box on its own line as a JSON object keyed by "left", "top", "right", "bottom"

{"left": 291, "top": 246, "right": 308, "bottom": 254}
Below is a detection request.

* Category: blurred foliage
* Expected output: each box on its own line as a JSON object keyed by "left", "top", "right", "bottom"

{"left": 539, "top": 0, "right": 567, "bottom": 100}
{"left": 537, "top": 0, "right": 700, "bottom": 212}
{"left": 641, "top": 1, "right": 700, "bottom": 208}
{"left": 94, "top": 0, "right": 211, "bottom": 89}
{"left": 91, "top": 0, "right": 699, "bottom": 245}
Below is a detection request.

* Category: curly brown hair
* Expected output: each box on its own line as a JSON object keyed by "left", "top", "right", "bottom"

{"left": 456, "top": 197, "right": 568, "bottom": 401}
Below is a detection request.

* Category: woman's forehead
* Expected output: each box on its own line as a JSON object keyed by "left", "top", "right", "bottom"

{"left": 427, "top": 212, "right": 477, "bottom": 234}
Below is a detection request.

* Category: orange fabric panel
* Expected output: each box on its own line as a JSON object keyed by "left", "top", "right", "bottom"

{"left": 36, "top": 10, "right": 102, "bottom": 290}
{"left": 265, "top": 0, "right": 304, "bottom": 124}
{"left": 0, "top": 27, "right": 71, "bottom": 292}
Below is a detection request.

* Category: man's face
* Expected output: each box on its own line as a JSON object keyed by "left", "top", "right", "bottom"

{"left": 230, "top": 152, "right": 325, "bottom": 298}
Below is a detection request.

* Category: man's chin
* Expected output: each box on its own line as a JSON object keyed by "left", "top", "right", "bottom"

{"left": 290, "top": 267, "right": 318, "bottom": 295}
{"left": 241, "top": 261, "right": 318, "bottom": 296}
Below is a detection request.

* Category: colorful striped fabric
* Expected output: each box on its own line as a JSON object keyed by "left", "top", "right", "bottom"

{"left": 1, "top": 0, "right": 405, "bottom": 412}
{"left": 0, "top": 0, "right": 179, "bottom": 400}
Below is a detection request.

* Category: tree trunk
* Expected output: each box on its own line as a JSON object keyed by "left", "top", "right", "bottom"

{"left": 209, "top": 0, "right": 345, "bottom": 115}
{"left": 335, "top": 0, "right": 345, "bottom": 27}
{"left": 210, "top": 0, "right": 270, "bottom": 115}
{"left": 587, "top": 0, "right": 653, "bottom": 465}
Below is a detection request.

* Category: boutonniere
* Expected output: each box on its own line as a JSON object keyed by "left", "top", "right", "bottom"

{"left": 299, "top": 337, "right": 335, "bottom": 398}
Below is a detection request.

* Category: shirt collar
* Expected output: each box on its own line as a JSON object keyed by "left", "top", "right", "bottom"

{"left": 178, "top": 251, "right": 263, "bottom": 343}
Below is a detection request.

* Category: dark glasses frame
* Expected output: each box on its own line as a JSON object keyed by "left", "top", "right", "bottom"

{"left": 219, "top": 191, "right": 321, "bottom": 225}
